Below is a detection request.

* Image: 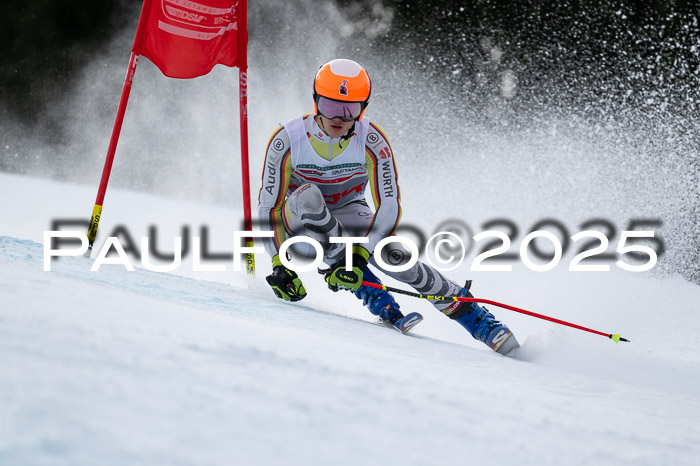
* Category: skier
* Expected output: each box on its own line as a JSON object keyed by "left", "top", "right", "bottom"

{"left": 258, "top": 58, "right": 518, "bottom": 354}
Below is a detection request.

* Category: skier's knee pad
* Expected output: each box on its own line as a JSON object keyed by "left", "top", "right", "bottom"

{"left": 290, "top": 183, "right": 326, "bottom": 215}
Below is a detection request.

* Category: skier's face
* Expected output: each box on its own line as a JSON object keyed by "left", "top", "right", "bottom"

{"left": 317, "top": 115, "right": 355, "bottom": 138}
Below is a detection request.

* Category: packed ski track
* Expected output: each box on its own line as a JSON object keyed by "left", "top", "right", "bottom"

{"left": 1, "top": 172, "right": 700, "bottom": 465}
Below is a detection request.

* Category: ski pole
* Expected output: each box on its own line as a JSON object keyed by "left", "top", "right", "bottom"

{"left": 361, "top": 281, "right": 629, "bottom": 343}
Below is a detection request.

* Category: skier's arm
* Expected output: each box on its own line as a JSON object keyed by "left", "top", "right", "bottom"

{"left": 258, "top": 127, "right": 294, "bottom": 258}
{"left": 364, "top": 123, "right": 402, "bottom": 253}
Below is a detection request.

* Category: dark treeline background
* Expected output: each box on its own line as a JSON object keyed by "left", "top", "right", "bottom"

{"left": 1, "top": 1, "right": 135, "bottom": 121}
{"left": 1, "top": 0, "right": 698, "bottom": 121}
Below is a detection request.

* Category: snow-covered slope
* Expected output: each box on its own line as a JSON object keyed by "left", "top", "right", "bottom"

{"left": 1, "top": 172, "right": 700, "bottom": 465}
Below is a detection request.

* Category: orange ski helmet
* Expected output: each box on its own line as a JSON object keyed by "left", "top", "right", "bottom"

{"left": 313, "top": 59, "right": 371, "bottom": 121}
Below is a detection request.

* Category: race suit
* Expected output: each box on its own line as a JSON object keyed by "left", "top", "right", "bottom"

{"left": 258, "top": 114, "right": 463, "bottom": 312}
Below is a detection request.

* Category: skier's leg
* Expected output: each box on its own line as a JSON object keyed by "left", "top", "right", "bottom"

{"left": 328, "top": 200, "right": 406, "bottom": 323}
{"left": 370, "top": 242, "right": 462, "bottom": 311}
{"left": 354, "top": 266, "right": 404, "bottom": 322}
{"left": 283, "top": 184, "right": 345, "bottom": 262}
{"left": 283, "top": 185, "right": 404, "bottom": 323}
{"left": 282, "top": 186, "right": 412, "bottom": 326}
{"left": 373, "top": 242, "right": 514, "bottom": 349}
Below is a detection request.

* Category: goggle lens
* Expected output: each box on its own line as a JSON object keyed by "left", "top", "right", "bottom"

{"left": 316, "top": 96, "right": 363, "bottom": 122}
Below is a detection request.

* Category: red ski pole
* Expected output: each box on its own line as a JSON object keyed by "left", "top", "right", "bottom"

{"left": 361, "top": 281, "right": 629, "bottom": 343}
{"left": 85, "top": 52, "right": 140, "bottom": 257}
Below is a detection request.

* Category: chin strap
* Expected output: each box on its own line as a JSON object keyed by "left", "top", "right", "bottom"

{"left": 341, "top": 121, "right": 356, "bottom": 143}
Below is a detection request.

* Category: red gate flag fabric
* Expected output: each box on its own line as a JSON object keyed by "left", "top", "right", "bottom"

{"left": 132, "top": 0, "right": 247, "bottom": 79}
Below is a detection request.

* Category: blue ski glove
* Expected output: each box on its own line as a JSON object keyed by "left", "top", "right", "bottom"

{"left": 325, "top": 245, "right": 370, "bottom": 292}
{"left": 266, "top": 254, "right": 307, "bottom": 302}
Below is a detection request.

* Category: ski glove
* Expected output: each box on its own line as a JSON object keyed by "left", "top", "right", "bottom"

{"left": 325, "top": 245, "right": 371, "bottom": 292}
{"left": 266, "top": 255, "right": 307, "bottom": 302}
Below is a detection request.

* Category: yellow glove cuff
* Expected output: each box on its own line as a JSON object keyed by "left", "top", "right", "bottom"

{"left": 352, "top": 245, "right": 371, "bottom": 262}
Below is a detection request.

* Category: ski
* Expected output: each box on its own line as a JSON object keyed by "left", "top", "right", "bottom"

{"left": 379, "top": 311, "right": 424, "bottom": 334}
{"left": 488, "top": 329, "right": 520, "bottom": 356}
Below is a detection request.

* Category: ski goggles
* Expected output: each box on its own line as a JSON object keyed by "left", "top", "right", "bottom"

{"left": 315, "top": 96, "right": 364, "bottom": 121}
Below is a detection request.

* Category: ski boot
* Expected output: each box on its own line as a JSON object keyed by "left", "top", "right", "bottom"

{"left": 443, "top": 281, "right": 519, "bottom": 355}
{"left": 355, "top": 267, "right": 423, "bottom": 334}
